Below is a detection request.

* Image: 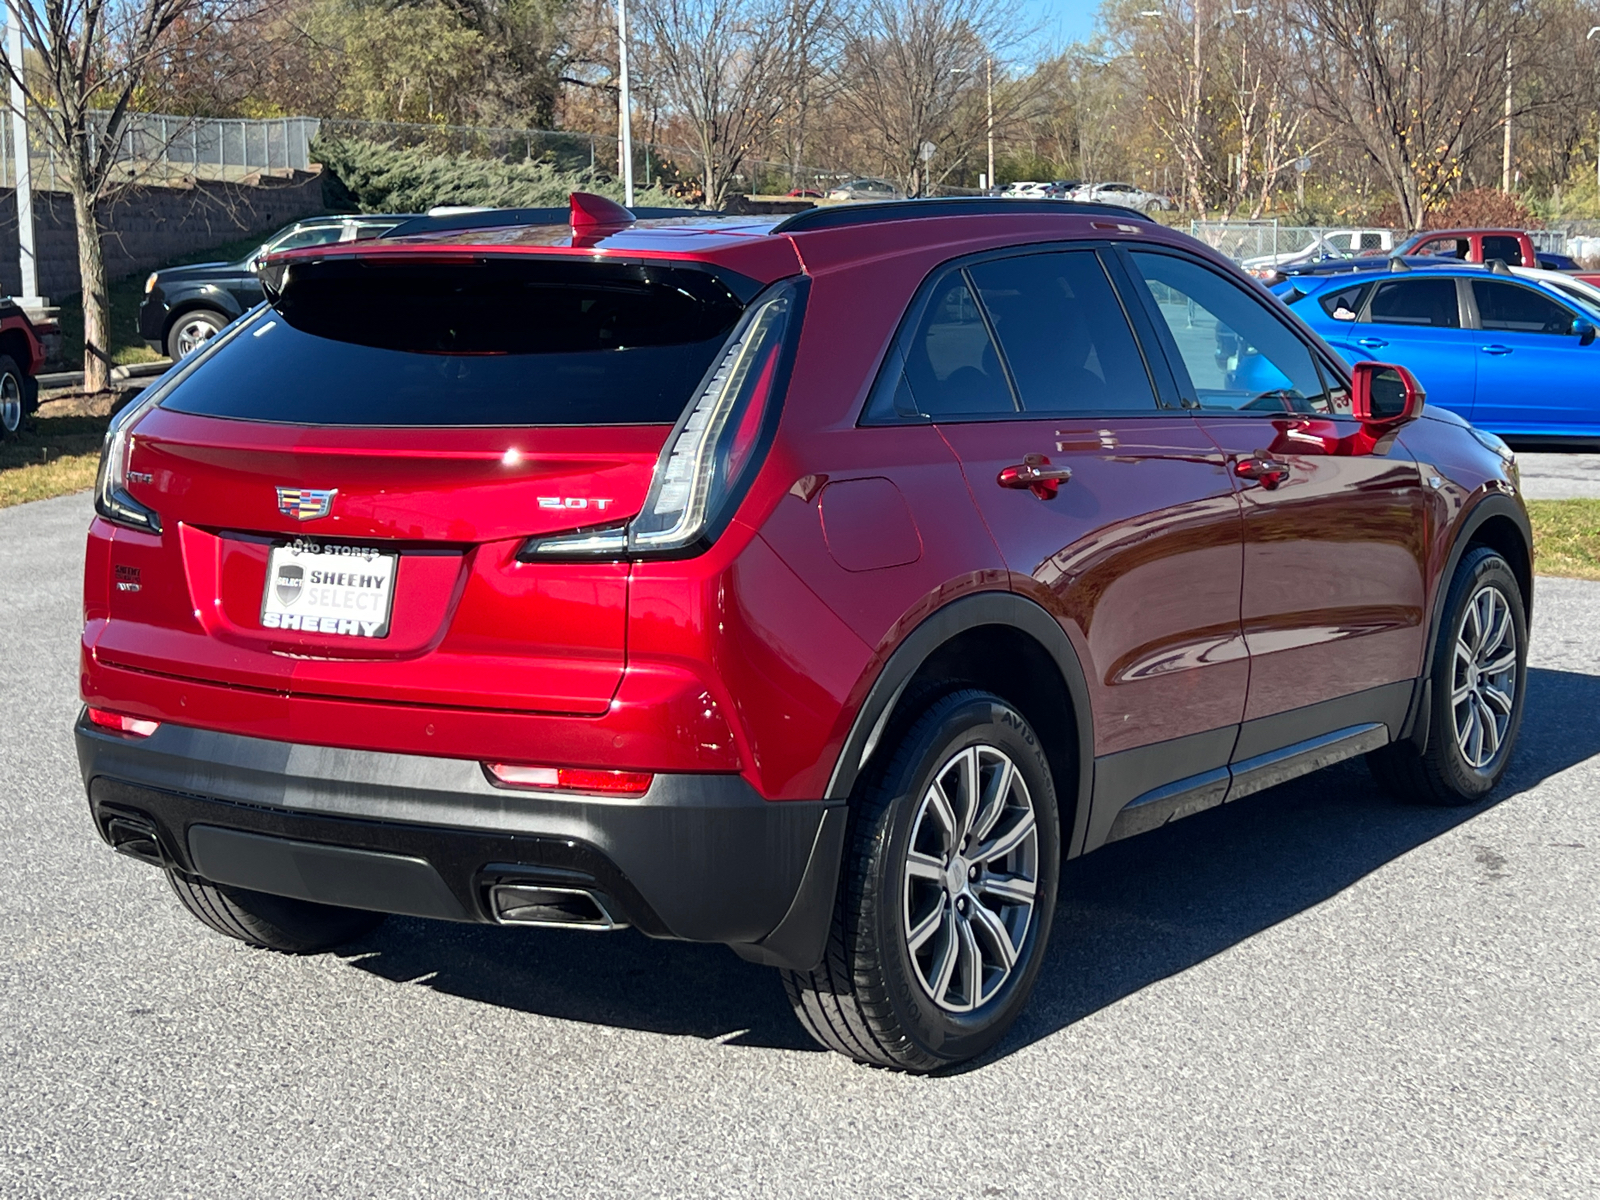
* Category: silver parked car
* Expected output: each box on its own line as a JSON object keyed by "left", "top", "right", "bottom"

{"left": 1069, "top": 181, "right": 1173, "bottom": 214}
{"left": 826, "top": 177, "right": 906, "bottom": 202}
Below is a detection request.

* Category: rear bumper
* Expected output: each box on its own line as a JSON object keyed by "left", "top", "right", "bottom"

{"left": 76, "top": 716, "right": 846, "bottom": 971}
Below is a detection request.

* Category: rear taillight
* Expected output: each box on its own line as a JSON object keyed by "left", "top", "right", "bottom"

{"left": 93, "top": 390, "right": 164, "bottom": 534}
{"left": 523, "top": 276, "right": 805, "bottom": 560}
{"left": 86, "top": 707, "right": 160, "bottom": 737}
{"left": 94, "top": 309, "right": 262, "bottom": 535}
{"left": 484, "top": 763, "right": 653, "bottom": 796}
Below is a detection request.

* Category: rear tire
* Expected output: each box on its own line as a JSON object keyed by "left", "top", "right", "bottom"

{"left": 0, "top": 355, "right": 24, "bottom": 439}
{"left": 167, "top": 870, "right": 385, "bottom": 953}
{"left": 782, "top": 689, "right": 1061, "bottom": 1071}
{"left": 1368, "top": 546, "right": 1527, "bottom": 806}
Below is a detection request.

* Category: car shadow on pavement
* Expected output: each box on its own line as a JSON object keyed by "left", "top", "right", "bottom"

{"left": 334, "top": 667, "right": 1600, "bottom": 1064}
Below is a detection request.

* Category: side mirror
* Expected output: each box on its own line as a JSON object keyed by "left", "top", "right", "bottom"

{"left": 1351, "top": 361, "right": 1425, "bottom": 427}
{"left": 1572, "top": 317, "right": 1596, "bottom": 346}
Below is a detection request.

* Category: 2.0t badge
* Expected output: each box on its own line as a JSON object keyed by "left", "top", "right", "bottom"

{"left": 276, "top": 487, "right": 336, "bottom": 521}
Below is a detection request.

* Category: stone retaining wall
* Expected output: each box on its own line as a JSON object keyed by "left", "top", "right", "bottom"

{"left": 0, "top": 169, "right": 327, "bottom": 299}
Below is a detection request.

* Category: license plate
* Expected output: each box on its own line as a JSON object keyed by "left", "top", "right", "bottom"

{"left": 260, "top": 540, "right": 397, "bottom": 638}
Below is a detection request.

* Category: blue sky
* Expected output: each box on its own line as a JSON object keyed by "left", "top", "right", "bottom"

{"left": 1019, "top": 0, "right": 1101, "bottom": 54}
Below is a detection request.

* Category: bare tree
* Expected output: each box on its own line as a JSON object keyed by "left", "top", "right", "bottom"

{"left": 637, "top": 0, "right": 828, "bottom": 207}
{"left": 1290, "top": 0, "right": 1530, "bottom": 229}
{"left": 835, "top": 0, "right": 1036, "bottom": 195}
{"left": 3, "top": 0, "right": 223, "bottom": 388}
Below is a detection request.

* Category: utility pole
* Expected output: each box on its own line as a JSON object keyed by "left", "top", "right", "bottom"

{"left": 1501, "top": 44, "right": 1513, "bottom": 194}
{"left": 986, "top": 57, "right": 994, "bottom": 197}
{"left": 4, "top": 2, "right": 40, "bottom": 306}
{"left": 617, "top": 0, "right": 634, "bottom": 205}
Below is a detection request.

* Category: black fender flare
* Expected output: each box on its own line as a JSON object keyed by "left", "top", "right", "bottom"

{"left": 1401, "top": 489, "right": 1533, "bottom": 751}
{"left": 822, "top": 590, "right": 1096, "bottom": 858}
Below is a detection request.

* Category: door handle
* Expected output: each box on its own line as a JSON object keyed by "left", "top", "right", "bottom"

{"left": 1481, "top": 344, "right": 1513, "bottom": 355}
{"left": 1356, "top": 337, "right": 1388, "bottom": 349}
{"left": 1233, "top": 455, "right": 1291, "bottom": 489}
{"left": 997, "top": 454, "right": 1072, "bottom": 500}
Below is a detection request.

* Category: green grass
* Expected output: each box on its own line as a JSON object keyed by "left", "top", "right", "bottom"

{"left": 0, "top": 412, "right": 109, "bottom": 508}
{"left": 55, "top": 232, "right": 273, "bottom": 368}
{"left": 1527, "top": 499, "right": 1600, "bottom": 581}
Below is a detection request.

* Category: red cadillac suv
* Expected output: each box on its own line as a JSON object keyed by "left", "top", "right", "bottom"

{"left": 78, "top": 195, "right": 1532, "bottom": 1071}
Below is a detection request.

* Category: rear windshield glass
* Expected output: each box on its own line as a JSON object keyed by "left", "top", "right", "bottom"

{"left": 160, "top": 258, "right": 746, "bottom": 426}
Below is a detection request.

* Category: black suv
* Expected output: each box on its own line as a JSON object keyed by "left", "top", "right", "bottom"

{"left": 138, "top": 214, "right": 412, "bottom": 360}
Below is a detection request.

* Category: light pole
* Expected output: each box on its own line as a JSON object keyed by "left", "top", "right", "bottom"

{"left": 617, "top": 0, "right": 634, "bottom": 206}
{"left": 1502, "top": 43, "right": 1514, "bottom": 194}
{"left": 3, "top": 0, "right": 39, "bottom": 306}
{"left": 985, "top": 57, "right": 994, "bottom": 197}
{"left": 1589, "top": 27, "right": 1600, "bottom": 196}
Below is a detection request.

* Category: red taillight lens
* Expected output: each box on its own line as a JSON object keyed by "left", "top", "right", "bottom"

{"left": 86, "top": 707, "right": 160, "bottom": 737}
{"left": 484, "top": 763, "right": 653, "bottom": 796}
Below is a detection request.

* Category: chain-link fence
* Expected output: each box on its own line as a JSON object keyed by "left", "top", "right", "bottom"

{"left": 1192, "top": 219, "right": 1575, "bottom": 264}
{"left": 0, "top": 108, "right": 914, "bottom": 200}
{"left": 0, "top": 111, "right": 321, "bottom": 189}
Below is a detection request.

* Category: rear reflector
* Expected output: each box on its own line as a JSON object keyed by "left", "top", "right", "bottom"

{"left": 484, "top": 763, "right": 653, "bottom": 796}
{"left": 87, "top": 707, "right": 160, "bottom": 737}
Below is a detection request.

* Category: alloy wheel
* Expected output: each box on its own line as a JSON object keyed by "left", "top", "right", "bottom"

{"left": 902, "top": 743, "right": 1039, "bottom": 1013}
{"left": 1452, "top": 583, "right": 1518, "bottom": 769}
{"left": 0, "top": 372, "right": 20, "bottom": 435}
{"left": 174, "top": 317, "right": 220, "bottom": 358}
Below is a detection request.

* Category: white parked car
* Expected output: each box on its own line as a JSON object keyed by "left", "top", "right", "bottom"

{"left": 1511, "top": 264, "right": 1600, "bottom": 316}
{"left": 1001, "top": 181, "right": 1049, "bottom": 198}
{"left": 1242, "top": 229, "right": 1395, "bottom": 275}
{"left": 1069, "top": 181, "right": 1173, "bottom": 214}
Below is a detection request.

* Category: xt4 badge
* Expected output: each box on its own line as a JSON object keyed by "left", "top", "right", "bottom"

{"left": 276, "top": 487, "right": 336, "bottom": 520}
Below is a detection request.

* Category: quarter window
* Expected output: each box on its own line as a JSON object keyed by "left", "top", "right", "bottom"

{"left": 898, "top": 270, "right": 1015, "bottom": 417}
{"left": 1128, "top": 251, "right": 1332, "bottom": 413}
{"left": 1368, "top": 279, "right": 1461, "bottom": 328}
{"left": 1472, "top": 281, "right": 1575, "bottom": 335}
{"left": 967, "top": 252, "right": 1158, "bottom": 414}
{"left": 1319, "top": 281, "right": 1371, "bottom": 321}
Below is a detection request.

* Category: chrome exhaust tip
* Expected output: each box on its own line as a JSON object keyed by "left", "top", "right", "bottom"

{"left": 488, "top": 883, "right": 626, "bottom": 930}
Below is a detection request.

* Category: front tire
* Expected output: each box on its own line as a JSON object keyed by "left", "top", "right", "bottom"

{"left": 167, "top": 870, "right": 385, "bottom": 953}
{"left": 1368, "top": 546, "right": 1527, "bottom": 805}
{"left": 783, "top": 689, "right": 1061, "bottom": 1071}
{"left": 165, "top": 309, "right": 227, "bottom": 360}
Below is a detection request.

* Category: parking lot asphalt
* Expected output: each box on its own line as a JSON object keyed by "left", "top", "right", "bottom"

{"left": 3, "top": 490, "right": 1599, "bottom": 1199}
{"left": 1515, "top": 452, "right": 1600, "bottom": 500}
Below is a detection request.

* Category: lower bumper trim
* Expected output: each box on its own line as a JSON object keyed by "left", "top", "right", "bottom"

{"left": 188, "top": 824, "right": 471, "bottom": 921}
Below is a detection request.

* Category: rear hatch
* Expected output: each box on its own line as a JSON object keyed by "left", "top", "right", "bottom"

{"left": 95, "top": 253, "right": 748, "bottom": 714}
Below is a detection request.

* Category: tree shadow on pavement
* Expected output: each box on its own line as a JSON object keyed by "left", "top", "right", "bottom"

{"left": 334, "top": 667, "right": 1600, "bottom": 1063}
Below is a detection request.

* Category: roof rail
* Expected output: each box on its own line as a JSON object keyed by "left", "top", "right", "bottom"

{"left": 381, "top": 204, "right": 715, "bottom": 240}
{"left": 770, "top": 197, "right": 1152, "bottom": 234}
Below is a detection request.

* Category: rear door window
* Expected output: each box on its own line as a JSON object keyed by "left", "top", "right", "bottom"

{"left": 1480, "top": 236, "right": 1525, "bottom": 266}
{"left": 1368, "top": 279, "right": 1461, "bottom": 328}
{"left": 160, "top": 258, "right": 748, "bottom": 427}
{"left": 967, "top": 251, "right": 1158, "bottom": 414}
{"left": 1472, "top": 280, "right": 1575, "bottom": 334}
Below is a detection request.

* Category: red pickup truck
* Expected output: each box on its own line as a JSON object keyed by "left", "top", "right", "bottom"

{"left": 1379, "top": 228, "right": 1572, "bottom": 270}
{"left": 0, "top": 300, "right": 49, "bottom": 440}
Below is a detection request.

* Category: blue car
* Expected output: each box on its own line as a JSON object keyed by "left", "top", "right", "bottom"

{"left": 1274, "top": 264, "right": 1600, "bottom": 439}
